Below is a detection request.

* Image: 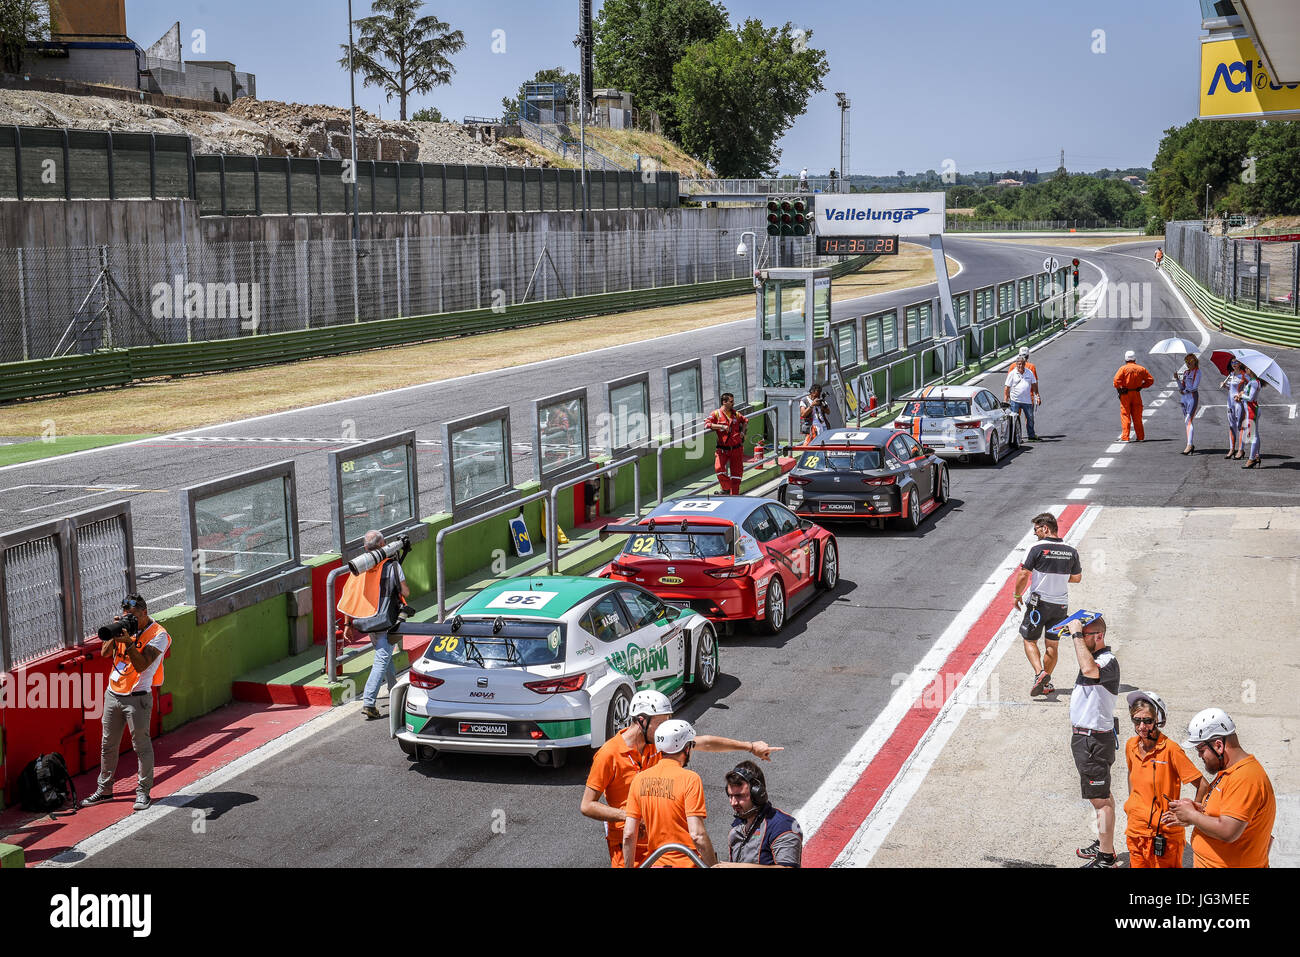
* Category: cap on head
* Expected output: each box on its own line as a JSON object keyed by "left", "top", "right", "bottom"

{"left": 1185, "top": 707, "right": 1236, "bottom": 746}
{"left": 629, "top": 689, "right": 673, "bottom": 718}
{"left": 1126, "top": 690, "right": 1167, "bottom": 727}
{"left": 1125, "top": 350, "right": 1136, "bottom": 361}
{"left": 655, "top": 719, "right": 697, "bottom": 755}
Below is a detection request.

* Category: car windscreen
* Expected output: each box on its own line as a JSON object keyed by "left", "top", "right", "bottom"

{"left": 797, "top": 449, "right": 882, "bottom": 471}
{"left": 903, "top": 399, "right": 971, "bottom": 418}
{"left": 412, "top": 620, "right": 566, "bottom": 669}
{"left": 621, "top": 531, "right": 732, "bottom": 559}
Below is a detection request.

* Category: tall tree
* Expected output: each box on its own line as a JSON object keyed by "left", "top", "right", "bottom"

{"left": 593, "top": 0, "right": 729, "bottom": 137}
{"left": 337, "top": 1, "right": 465, "bottom": 121}
{"left": 502, "top": 67, "right": 580, "bottom": 121}
{"left": 0, "top": 0, "right": 49, "bottom": 74}
{"left": 670, "top": 19, "right": 828, "bottom": 177}
{"left": 1246, "top": 121, "right": 1300, "bottom": 215}
{"left": 1147, "top": 119, "right": 1256, "bottom": 226}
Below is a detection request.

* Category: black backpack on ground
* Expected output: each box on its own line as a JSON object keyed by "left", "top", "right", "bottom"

{"left": 17, "top": 752, "right": 77, "bottom": 814}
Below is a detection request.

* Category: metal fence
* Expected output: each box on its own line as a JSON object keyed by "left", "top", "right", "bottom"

{"left": 0, "top": 124, "right": 677, "bottom": 213}
{"left": 0, "top": 228, "right": 826, "bottom": 363}
{"left": 945, "top": 218, "right": 1144, "bottom": 232}
{"left": 0, "top": 502, "right": 135, "bottom": 671}
{"left": 1165, "top": 221, "right": 1300, "bottom": 315}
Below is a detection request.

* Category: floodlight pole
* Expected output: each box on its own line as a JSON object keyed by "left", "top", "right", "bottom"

{"left": 347, "top": 0, "right": 360, "bottom": 245}
{"left": 835, "top": 92, "right": 850, "bottom": 194}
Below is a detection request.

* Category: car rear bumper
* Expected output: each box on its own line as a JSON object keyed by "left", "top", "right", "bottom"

{"left": 396, "top": 729, "right": 589, "bottom": 754}
{"left": 787, "top": 490, "right": 901, "bottom": 518}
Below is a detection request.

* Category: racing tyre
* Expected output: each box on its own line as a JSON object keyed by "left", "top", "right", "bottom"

{"left": 688, "top": 625, "right": 719, "bottom": 691}
{"left": 605, "top": 685, "right": 633, "bottom": 739}
{"left": 986, "top": 434, "right": 1001, "bottom": 465}
{"left": 817, "top": 539, "right": 839, "bottom": 590}
{"left": 759, "top": 577, "right": 786, "bottom": 635}
{"left": 900, "top": 487, "right": 922, "bottom": 531}
{"left": 935, "top": 465, "right": 950, "bottom": 505}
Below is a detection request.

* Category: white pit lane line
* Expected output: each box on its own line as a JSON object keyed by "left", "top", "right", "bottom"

{"left": 830, "top": 505, "right": 1103, "bottom": 866}
{"left": 1105, "top": 443, "right": 1127, "bottom": 454}
{"left": 1092, "top": 457, "right": 1114, "bottom": 468}
{"left": 1078, "top": 474, "right": 1101, "bottom": 485}
{"left": 1067, "top": 487, "right": 1091, "bottom": 500}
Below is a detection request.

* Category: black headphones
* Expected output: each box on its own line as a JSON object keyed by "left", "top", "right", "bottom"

{"left": 729, "top": 764, "right": 767, "bottom": 806}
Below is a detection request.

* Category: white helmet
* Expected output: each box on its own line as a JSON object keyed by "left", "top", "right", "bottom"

{"left": 1126, "top": 690, "right": 1167, "bottom": 727}
{"left": 629, "top": 689, "right": 673, "bottom": 718}
{"left": 1185, "top": 707, "right": 1236, "bottom": 745}
{"left": 1125, "top": 350, "right": 1136, "bottom": 361}
{"left": 655, "top": 719, "right": 697, "bottom": 755}
{"left": 1018, "top": 347, "right": 1030, "bottom": 358}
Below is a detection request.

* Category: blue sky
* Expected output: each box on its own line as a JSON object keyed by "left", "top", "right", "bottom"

{"left": 124, "top": 0, "right": 1204, "bottom": 174}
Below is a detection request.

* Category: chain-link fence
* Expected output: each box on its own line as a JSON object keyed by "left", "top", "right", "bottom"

{"left": 1165, "top": 220, "right": 1300, "bottom": 315}
{"left": 0, "top": 229, "right": 826, "bottom": 363}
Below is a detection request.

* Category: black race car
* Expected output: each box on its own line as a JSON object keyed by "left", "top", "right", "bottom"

{"left": 778, "top": 427, "right": 949, "bottom": 530}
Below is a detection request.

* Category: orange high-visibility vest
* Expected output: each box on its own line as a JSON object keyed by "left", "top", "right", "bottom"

{"left": 337, "top": 560, "right": 393, "bottom": 620}
{"left": 109, "top": 621, "right": 170, "bottom": 694}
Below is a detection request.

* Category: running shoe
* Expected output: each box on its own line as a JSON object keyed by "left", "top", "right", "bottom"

{"left": 1031, "top": 670, "right": 1051, "bottom": 696}
{"left": 1082, "top": 852, "right": 1118, "bottom": 868}
{"left": 1076, "top": 839, "right": 1100, "bottom": 859}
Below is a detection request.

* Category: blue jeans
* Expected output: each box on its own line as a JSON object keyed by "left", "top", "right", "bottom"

{"left": 1011, "top": 401, "right": 1036, "bottom": 439}
{"left": 364, "top": 634, "right": 396, "bottom": 707}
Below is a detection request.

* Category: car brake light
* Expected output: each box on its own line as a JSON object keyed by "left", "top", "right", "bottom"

{"left": 410, "top": 671, "right": 444, "bottom": 690}
{"left": 706, "top": 563, "right": 752, "bottom": 579}
{"left": 610, "top": 561, "right": 635, "bottom": 576}
{"left": 524, "top": 673, "right": 588, "bottom": 694}
{"left": 788, "top": 475, "right": 811, "bottom": 485}
{"left": 954, "top": 421, "right": 980, "bottom": 429}
{"left": 863, "top": 475, "right": 896, "bottom": 486}
{"left": 893, "top": 420, "right": 909, "bottom": 428}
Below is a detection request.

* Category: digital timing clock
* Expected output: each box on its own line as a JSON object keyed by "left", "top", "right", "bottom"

{"left": 815, "top": 235, "right": 899, "bottom": 256}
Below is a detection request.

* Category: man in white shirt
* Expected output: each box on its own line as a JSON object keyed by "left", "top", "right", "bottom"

{"left": 1004, "top": 354, "right": 1039, "bottom": 441}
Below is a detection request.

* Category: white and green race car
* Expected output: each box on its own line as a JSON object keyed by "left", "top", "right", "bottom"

{"left": 388, "top": 576, "right": 720, "bottom": 767}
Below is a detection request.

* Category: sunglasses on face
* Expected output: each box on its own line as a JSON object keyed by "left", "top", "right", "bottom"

{"left": 121, "top": 599, "right": 144, "bottom": 610}
{"left": 1133, "top": 717, "right": 1156, "bottom": 726}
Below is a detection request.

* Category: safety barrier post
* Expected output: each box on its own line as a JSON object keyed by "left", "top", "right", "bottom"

{"left": 545, "top": 455, "right": 641, "bottom": 574}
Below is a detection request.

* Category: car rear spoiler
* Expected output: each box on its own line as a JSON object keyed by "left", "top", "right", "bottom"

{"left": 600, "top": 519, "right": 736, "bottom": 547}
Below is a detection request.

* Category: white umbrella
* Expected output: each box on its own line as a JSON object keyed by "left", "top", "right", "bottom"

{"left": 1148, "top": 337, "right": 1200, "bottom": 355}
{"left": 1228, "top": 348, "right": 1292, "bottom": 398}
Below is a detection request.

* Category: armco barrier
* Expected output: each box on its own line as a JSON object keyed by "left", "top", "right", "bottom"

{"left": 1164, "top": 256, "right": 1300, "bottom": 349}
{"left": 0, "top": 255, "right": 874, "bottom": 403}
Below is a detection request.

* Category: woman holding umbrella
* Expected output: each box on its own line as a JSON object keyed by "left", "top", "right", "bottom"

{"left": 1219, "top": 358, "right": 1248, "bottom": 460}
{"left": 1238, "top": 368, "right": 1263, "bottom": 468}
{"left": 1176, "top": 354, "right": 1201, "bottom": 455}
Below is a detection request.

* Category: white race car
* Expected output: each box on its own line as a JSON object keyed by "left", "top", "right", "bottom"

{"left": 893, "top": 384, "right": 1021, "bottom": 464}
{"left": 389, "top": 576, "right": 720, "bottom": 767}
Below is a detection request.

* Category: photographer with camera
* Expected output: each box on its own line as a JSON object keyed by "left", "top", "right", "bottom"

{"left": 81, "top": 595, "right": 171, "bottom": 811}
{"left": 337, "top": 530, "right": 411, "bottom": 720}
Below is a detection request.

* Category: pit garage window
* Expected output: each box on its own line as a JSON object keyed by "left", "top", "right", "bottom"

{"left": 581, "top": 595, "right": 633, "bottom": 643}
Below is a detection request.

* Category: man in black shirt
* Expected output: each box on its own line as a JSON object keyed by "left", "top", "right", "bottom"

{"left": 1013, "top": 512, "right": 1082, "bottom": 698}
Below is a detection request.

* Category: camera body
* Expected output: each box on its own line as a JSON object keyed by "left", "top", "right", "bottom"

{"left": 97, "top": 613, "right": 139, "bottom": 643}
{"left": 1153, "top": 834, "right": 1167, "bottom": 857}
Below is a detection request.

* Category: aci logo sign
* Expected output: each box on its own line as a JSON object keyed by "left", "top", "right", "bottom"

{"left": 816, "top": 191, "right": 946, "bottom": 237}
{"left": 1200, "top": 36, "right": 1300, "bottom": 119}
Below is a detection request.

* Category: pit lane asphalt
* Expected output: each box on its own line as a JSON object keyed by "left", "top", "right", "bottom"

{"left": 3, "top": 237, "right": 1065, "bottom": 606}
{"left": 69, "top": 239, "right": 1300, "bottom": 867}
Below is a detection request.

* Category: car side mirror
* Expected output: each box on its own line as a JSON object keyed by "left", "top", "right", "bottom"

{"left": 799, "top": 518, "right": 814, "bottom": 531}
{"left": 660, "top": 606, "right": 681, "bottom": 622}
{"left": 922, "top": 445, "right": 935, "bottom": 454}
{"left": 1000, "top": 401, "right": 1011, "bottom": 410}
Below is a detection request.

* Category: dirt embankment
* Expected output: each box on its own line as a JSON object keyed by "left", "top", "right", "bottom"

{"left": 0, "top": 89, "right": 541, "bottom": 166}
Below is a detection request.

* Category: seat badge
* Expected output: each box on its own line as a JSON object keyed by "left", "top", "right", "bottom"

{"left": 476, "top": 677, "right": 489, "bottom": 688}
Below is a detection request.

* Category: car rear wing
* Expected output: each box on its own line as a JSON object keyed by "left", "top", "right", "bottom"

{"left": 600, "top": 519, "right": 736, "bottom": 548}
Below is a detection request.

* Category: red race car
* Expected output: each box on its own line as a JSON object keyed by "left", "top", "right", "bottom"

{"left": 600, "top": 495, "right": 838, "bottom": 635}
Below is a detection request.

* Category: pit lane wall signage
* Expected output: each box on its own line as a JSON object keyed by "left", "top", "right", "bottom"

{"left": 1200, "top": 34, "right": 1300, "bottom": 120}
{"left": 816, "top": 191, "right": 946, "bottom": 237}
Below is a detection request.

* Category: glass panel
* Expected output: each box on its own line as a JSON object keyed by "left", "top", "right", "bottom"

{"left": 834, "top": 324, "right": 857, "bottom": 368}
{"left": 782, "top": 283, "right": 807, "bottom": 341}
{"left": 905, "top": 306, "right": 919, "bottom": 346}
{"left": 813, "top": 277, "right": 831, "bottom": 335}
{"left": 539, "top": 397, "right": 587, "bottom": 474}
{"left": 882, "top": 315, "right": 898, "bottom": 352}
{"left": 919, "top": 304, "right": 933, "bottom": 340}
{"left": 717, "top": 355, "right": 747, "bottom": 406}
{"left": 610, "top": 382, "right": 649, "bottom": 448}
{"left": 339, "top": 444, "right": 414, "bottom": 546}
{"left": 451, "top": 419, "right": 508, "bottom": 504}
{"left": 957, "top": 293, "right": 971, "bottom": 328}
{"left": 763, "top": 282, "right": 780, "bottom": 340}
{"left": 762, "top": 349, "right": 806, "bottom": 389}
{"left": 193, "top": 476, "right": 292, "bottom": 597}
{"left": 865, "top": 318, "right": 882, "bottom": 358}
{"left": 667, "top": 366, "right": 702, "bottom": 425}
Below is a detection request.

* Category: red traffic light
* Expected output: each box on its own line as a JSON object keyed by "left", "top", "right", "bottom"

{"left": 1071, "top": 258, "right": 1080, "bottom": 267}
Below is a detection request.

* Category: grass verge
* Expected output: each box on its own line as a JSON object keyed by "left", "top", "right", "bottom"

{"left": 0, "top": 435, "right": 154, "bottom": 467}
